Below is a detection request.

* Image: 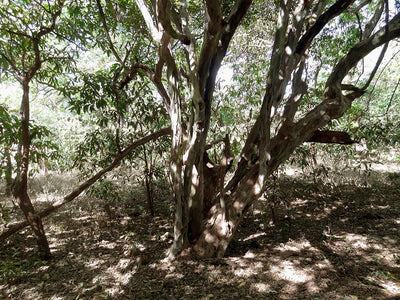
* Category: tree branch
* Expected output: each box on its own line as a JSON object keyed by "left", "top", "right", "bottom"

{"left": 120, "top": 61, "right": 171, "bottom": 108}
{"left": 326, "top": 12, "right": 400, "bottom": 92}
{"left": 95, "top": 0, "right": 123, "bottom": 65}
{"left": 135, "top": 0, "right": 162, "bottom": 44}
{"left": 205, "top": 0, "right": 223, "bottom": 34}
{"left": 296, "top": 0, "right": 355, "bottom": 56}
{"left": 0, "top": 127, "right": 172, "bottom": 241}
{"left": 360, "top": 0, "right": 389, "bottom": 89}
{"left": 362, "top": 0, "right": 384, "bottom": 39}
{"left": 156, "top": 0, "right": 190, "bottom": 45}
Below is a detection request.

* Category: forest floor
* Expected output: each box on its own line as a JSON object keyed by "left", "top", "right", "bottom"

{"left": 1, "top": 162, "right": 400, "bottom": 299}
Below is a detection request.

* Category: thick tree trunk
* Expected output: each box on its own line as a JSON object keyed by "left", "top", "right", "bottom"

{"left": 194, "top": 161, "right": 260, "bottom": 258}
{"left": 133, "top": 0, "right": 400, "bottom": 260}
{"left": 13, "top": 80, "right": 51, "bottom": 259}
{"left": 193, "top": 94, "right": 358, "bottom": 258}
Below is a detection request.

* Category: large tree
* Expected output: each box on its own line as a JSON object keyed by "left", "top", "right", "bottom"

{"left": 2, "top": 0, "right": 400, "bottom": 261}
{"left": 124, "top": 0, "right": 400, "bottom": 258}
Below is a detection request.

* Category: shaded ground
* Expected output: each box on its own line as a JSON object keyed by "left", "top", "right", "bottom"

{"left": 1, "top": 165, "right": 400, "bottom": 299}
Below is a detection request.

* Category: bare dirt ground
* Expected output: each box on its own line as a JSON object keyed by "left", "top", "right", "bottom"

{"left": 1, "top": 164, "right": 400, "bottom": 299}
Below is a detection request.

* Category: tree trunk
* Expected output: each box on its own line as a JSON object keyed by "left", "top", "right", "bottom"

{"left": 132, "top": 0, "right": 400, "bottom": 260}
{"left": 194, "top": 164, "right": 259, "bottom": 257}
{"left": 13, "top": 79, "right": 51, "bottom": 259}
{"left": 4, "top": 146, "right": 13, "bottom": 197}
{"left": 142, "top": 145, "right": 154, "bottom": 216}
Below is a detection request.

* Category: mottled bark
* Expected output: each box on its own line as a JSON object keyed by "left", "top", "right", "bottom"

{"left": 132, "top": 0, "right": 400, "bottom": 259}
{"left": 193, "top": 2, "right": 400, "bottom": 258}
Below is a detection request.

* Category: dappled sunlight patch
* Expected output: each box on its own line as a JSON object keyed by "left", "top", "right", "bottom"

{"left": 16, "top": 287, "right": 42, "bottom": 299}
{"left": 249, "top": 282, "right": 277, "bottom": 295}
{"left": 234, "top": 260, "right": 264, "bottom": 278}
{"left": 224, "top": 256, "right": 265, "bottom": 278}
{"left": 2, "top": 166, "right": 399, "bottom": 299}
{"left": 334, "top": 232, "right": 400, "bottom": 267}
{"left": 98, "top": 240, "right": 117, "bottom": 250}
{"left": 103, "top": 259, "right": 134, "bottom": 288}
{"left": 291, "top": 198, "right": 309, "bottom": 206}
{"left": 165, "top": 272, "right": 185, "bottom": 280}
{"left": 273, "top": 238, "right": 313, "bottom": 253}
{"left": 47, "top": 234, "right": 69, "bottom": 249}
{"left": 365, "top": 271, "right": 400, "bottom": 297}
{"left": 314, "top": 258, "right": 333, "bottom": 270}
{"left": 344, "top": 233, "right": 369, "bottom": 249}
{"left": 243, "top": 250, "right": 256, "bottom": 258}
{"left": 157, "top": 257, "right": 176, "bottom": 272}
{"left": 283, "top": 167, "right": 301, "bottom": 177}
{"left": 70, "top": 215, "right": 93, "bottom": 222}
{"left": 381, "top": 281, "right": 400, "bottom": 296}
{"left": 270, "top": 260, "right": 314, "bottom": 284}
{"left": 85, "top": 258, "right": 105, "bottom": 269}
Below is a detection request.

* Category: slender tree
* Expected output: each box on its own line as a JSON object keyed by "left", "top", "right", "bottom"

{"left": 0, "top": 0, "right": 66, "bottom": 259}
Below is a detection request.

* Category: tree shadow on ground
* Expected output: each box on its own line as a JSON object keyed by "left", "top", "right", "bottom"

{"left": 1, "top": 169, "right": 400, "bottom": 299}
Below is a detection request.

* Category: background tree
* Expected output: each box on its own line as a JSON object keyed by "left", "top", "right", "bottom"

{"left": 0, "top": 0, "right": 67, "bottom": 259}
{"left": 0, "top": 104, "right": 19, "bottom": 197}
{"left": 0, "top": 0, "right": 172, "bottom": 247}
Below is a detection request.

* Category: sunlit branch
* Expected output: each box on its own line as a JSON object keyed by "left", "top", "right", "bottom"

{"left": 296, "top": 0, "right": 355, "bottom": 56}
{"left": 135, "top": 0, "right": 162, "bottom": 44}
{"left": 326, "top": 12, "right": 400, "bottom": 91}
{"left": 360, "top": 0, "right": 389, "bottom": 89}
{"left": 156, "top": 0, "right": 190, "bottom": 45}
{"left": 361, "top": 42, "right": 388, "bottom": 90}
{"left": 350, "top": 0, "right": 372, "bottom": 13}
{"left": 362, "top": 0, "right": 384, "bottom": 39}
